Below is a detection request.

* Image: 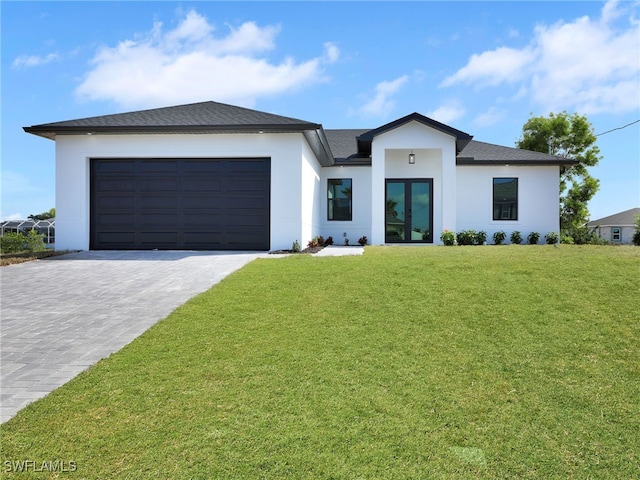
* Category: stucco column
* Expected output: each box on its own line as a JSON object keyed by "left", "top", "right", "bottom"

{"left": 56, "top": 137, "right": 91, "bottom": 251}
{"left": 441, "top": 142, "right": 457, "bottom": 238}
{"left": 371, "top": 143, "right": 386, "bottom": 245}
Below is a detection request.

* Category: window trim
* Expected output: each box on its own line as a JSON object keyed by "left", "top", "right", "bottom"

{"left": 492, "top": 177, "right": 518, "bottom": 221}
{"left": 327, "top": 178, "right": 352, "bottom": 221}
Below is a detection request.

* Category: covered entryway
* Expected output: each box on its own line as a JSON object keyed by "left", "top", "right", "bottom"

{"left": 90, "top": 158, "right": 270, "bottom": 250}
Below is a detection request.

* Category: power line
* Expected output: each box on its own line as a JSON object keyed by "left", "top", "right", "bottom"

{"left": 595, "top": 119, "right": 640, "bottom": 136}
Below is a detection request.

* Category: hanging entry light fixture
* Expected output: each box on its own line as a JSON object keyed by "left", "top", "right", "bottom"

{"left": 408, "top": 149, "right": 416, "bottom": 164}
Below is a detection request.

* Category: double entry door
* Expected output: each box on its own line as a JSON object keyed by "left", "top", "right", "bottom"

{"left": 385, "top": 179, "right": 433, "bottom": 243}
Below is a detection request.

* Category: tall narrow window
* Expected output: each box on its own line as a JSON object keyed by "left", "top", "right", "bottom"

{"left": 493, "top": 178, "right": 518, "bottom": 221}
{"left": 328, "top": 179, "right": 352, "bottom": 221}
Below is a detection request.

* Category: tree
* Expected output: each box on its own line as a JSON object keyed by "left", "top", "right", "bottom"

{"left": 28, "top": 207, "right": 55, "bottom": 221}
{"left": 633, "top": 215, "right": 640, "bottom": 246}
{"left": 516, "top": 112, "right": 601, "bottom": 235}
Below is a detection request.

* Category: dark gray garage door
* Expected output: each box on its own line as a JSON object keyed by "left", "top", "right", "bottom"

{"left": 90, "top": 158, "right": 270, "bottom": 250}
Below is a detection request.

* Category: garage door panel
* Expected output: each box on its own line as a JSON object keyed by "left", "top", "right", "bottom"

{"left": 227, "top": 180, "right": 269, "bottom": 192}
{"left": 97, "top": 213, "right": 136, "bottom": 226}
{"left": 226, "top": 161, "right": 270, "bottom": 174}
{"left": 181, "top": 196, "right": 225, "bottom": 208}
{"left": 97, "top": 196, "right": 137, "bottom": 209}
{"left": 224, "top": 212, "right": 268, "bottom": 224}
{"left": 96, "top": 161, "right": 135, "bottom": 174}
{"left": 139, "top": 196, "right": 179, "bottom": 209}
{"left": 96, "top": 232, "right": 136, "bottom": 244}
{"left": 138, "top": 213, "right": 180, "bottom": 226}
{"left": 182, "top": 161, "right": 227, "bottom": 174}
{"left": 138, "top": 232, "right": 179, "bottom": 244}
{"left": 183, "top": 179, "right": 223, "bottom": 192}
{"left": 181, "top": 213, "right": 225, "bottom": 225}
{"left": 182, "top": 232, "right": 225, "bottom": 244}
{"left": 140, "top": 179, "right": 178, "bottom": 192}
{"left": 139, "top": 161, "right": 179, "bottom": 173}
{"left": 91, "top": 158, "right": 270, "bottom": 250}
{"left": 98, "top": 179, "right": 137, "bottom": 192}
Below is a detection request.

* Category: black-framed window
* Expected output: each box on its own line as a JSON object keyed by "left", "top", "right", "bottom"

{"left": 328, "top": 179, "right": 352, "bottom": 221}
{"left": 493, "top": 178, "right": 518, "bottom": 221}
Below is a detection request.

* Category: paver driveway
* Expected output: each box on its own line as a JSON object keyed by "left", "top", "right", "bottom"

{"left": 0, "top": 250, "right": 264, "bottom": 423}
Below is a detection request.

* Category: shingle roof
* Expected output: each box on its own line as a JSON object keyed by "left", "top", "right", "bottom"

{"left": 587, "top": 208, "right": 640, "bottom": 227}
{"left": 325, "top": 129, "right": 372, "bottom": 164}
{"left": 457, "top": 140, "right": 576, "bottom": 166}
{"left": 24, "top": 101, "right": 321, "bottom": 140}
{"left": 24, "top": 100, "right": 576, "bottom": 168}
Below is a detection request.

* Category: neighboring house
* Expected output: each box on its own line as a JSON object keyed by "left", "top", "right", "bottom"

{"left": 587, "top": 208, "right": 640, "bottom": 244}
{"left": 0, "top": 218, "right": 55, "bottom": 244}
{"left": 24, "top": 101, "right": 574, "bottom": 251}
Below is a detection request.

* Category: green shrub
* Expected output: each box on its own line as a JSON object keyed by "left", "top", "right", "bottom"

{"left": 357, "top": 235, "right": 368, "bottom": 246}
{"left": 564, "top": 225, "right": 604, "bottom": 245}
{"left": 560, "top": 234, "right": 574, "bottom": 244}
{"left": 292, "top": 240, "right": 301, "bottom": 253}
{"left": 24, "top": 229, "right": 46, "bottom": 252}
{"left": 527, "top": 232, "right": 540, "bottom": 245}
{"left": 510, "top": 231, "right": 522, "bottom": 245}
{"left": 493, "top": 230, "right": 506, "bottom": 245}
{"left": 474, "top": 231, "right": 487, "bottom": 245}
{"left": 440, "top": 230, "right": 455, "bottom": 246}
{"left": 633, "top": 215, "right": 640, "bottom": 246}
{"left": 0, "top": 232, "right": 25, "bottom": 253}
{"left": 545, "top": 232, "right": 559, "bottom": 244}
{"left": 456, "top": 230, "right": 476, "bottom": 246}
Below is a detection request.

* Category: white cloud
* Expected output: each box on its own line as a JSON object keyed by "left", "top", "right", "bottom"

{"left": 440, "top": 0, "right": 640, "bottom": 114}
{"left": 75, "top": 10, "right": 338, "bottom": 108}
{"left": 473, "top": 107, "right": 506, "bottom": 128}
{"left": 440, "top": 47, "right": 535, "bottom": 88}
{"left": 357, "top": 75, "right": 409, "bottom": 117}
{"left": 507, "top": 28, "right": 520, "bottom": 38}
{"left": 1, "top": 213, "right": 24, "bottom": 222}
{"left": 323, "top": 42, "right": 340, "bottom": 63}
{"left": 12, "top": 53, "right": 59, "bottom": 69}
{"left": 426, "top": 100, "right": 466, "bottom": 124}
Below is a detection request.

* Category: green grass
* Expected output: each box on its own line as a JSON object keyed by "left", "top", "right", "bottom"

{"left": 1, "top": 246, "right": 639, "bottom": 479}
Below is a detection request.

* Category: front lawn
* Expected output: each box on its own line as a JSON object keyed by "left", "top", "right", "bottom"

{"left": 1, "top": 246, "right": 638, "bottom": 478}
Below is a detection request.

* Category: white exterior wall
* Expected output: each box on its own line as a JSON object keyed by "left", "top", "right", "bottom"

{"left": 320, "top": 166, "right": 372, "bottom": 245}
{"left": 53, "top": 127, "right": 563, "bottom": 251}
{"left": 54, "top": 133, "right": 309, "bottom": 251}
{"left": 370, "top": 121, "right": 457, "bottom": 245}
{"left": 456, "top": 165, "right": 560, "bottom": 243}
{"left": 300, "top": 139, "right": 322, "bottom": 247}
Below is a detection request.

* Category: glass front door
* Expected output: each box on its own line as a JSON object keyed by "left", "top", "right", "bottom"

{"left": 385, "top": 179, "right": 433, "bottom": 243}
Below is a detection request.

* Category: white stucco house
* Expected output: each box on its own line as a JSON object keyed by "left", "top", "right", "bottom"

{"left": 24, "top": 101, "right": 574, "bottom": 251}
{"left": 587, "top": 208, "right": 640, "bottom": 244}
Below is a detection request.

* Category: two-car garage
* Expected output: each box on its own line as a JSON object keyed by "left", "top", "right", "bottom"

{"left": 90, "top": 158, "right": 271, "bottom": 250}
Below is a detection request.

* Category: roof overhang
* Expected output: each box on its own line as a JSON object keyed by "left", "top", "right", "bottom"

{"left": 456, "top": 157, "right": 578, "bottom": 166}
{"left": 23, "top": 123, "right": 335, "bottom": 166}
{"left": 23, "top": 123, "right": 323, "bottom": 141}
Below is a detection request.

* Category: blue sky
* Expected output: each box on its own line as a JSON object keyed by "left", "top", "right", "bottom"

{"left": 2, "top": 1, "right": 639, "bottom": 221}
